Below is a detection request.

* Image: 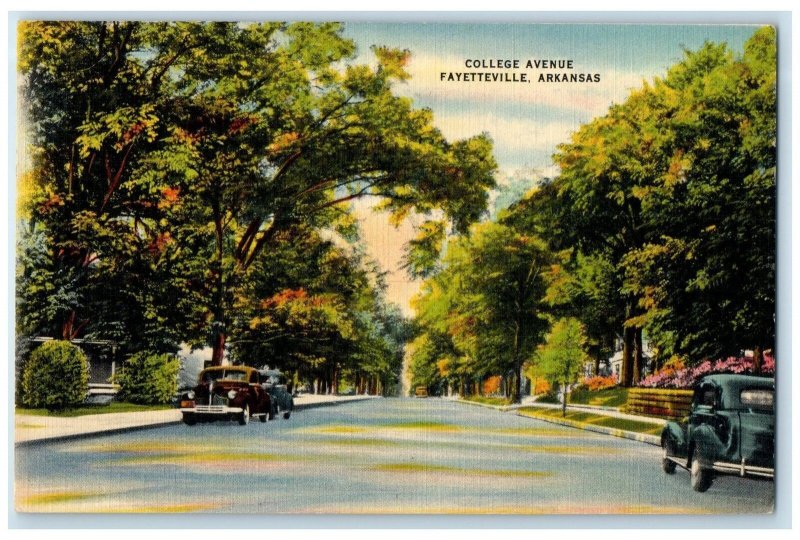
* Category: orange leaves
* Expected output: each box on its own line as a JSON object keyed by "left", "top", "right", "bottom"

{"left": 227, "top": 114, "right": 259, "bottom": 135}
{"left": 158, "top": 186, "right": 181, "bottom": 209}
{"left": 148, "top": 231, "right": 173, "bottom": 255}
{"left": 267, "top": 132, "right": 300, "bottom": 154}
{"left": 482, "top": 375, "right": 502, "bottom": 395}
{"left": 259, "top": 288, "right": 329, "bottom": 309}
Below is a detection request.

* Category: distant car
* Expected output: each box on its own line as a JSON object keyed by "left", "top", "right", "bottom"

{"left": 179, "top": 366, "right": 274, "bottom": 426}
{"left": 259, "top": 369, "right": 294, "bottom": 420}
{"left": 660, "top": 374, "right": 775, "bottom": 492}
{"left": 415, "top": 386, "right": 428, "bottom": 398}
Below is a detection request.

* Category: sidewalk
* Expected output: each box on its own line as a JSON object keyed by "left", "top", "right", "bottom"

{"left": 14, "top": 394, "right": 378, "bottom": 445}
{"left": 457, "top": 397, "right": 664, "bottom": 446}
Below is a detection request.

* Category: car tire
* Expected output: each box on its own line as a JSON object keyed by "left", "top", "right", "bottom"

{"left": 662, "top": 440, "right": 676, "bottom": 475}
{"left": 182, "top": 413, "right": 197, "bottom": 426}
{"left": 690, "top": 447, "right": 713, "bottom": 492}
{"left": 239, "top": 404, "right": 250, "bottom": 426}
{"left": 268, "top": 402, "right": 276, "bottom": 421}
{"left": 259, "top": 411, "right": 267, "bottom": 423}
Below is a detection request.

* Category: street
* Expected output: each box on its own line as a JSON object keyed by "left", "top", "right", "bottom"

{"left": 15, "top": 398, "right": 774, "bottom": 514}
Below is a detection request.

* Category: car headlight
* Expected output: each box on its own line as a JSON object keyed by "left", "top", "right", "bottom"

{"left": 227, "top": 390, "right": 238, "bottom": 399}
{"left": 186, "top": 391, "right": 195, "bottom": 400}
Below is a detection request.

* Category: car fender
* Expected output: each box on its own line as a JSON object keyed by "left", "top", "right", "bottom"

{"left": 661, "top": 421, "right": 687, "bottom": 456}
{"left": 689, "top": 425, "right": 721, "bottom": 468}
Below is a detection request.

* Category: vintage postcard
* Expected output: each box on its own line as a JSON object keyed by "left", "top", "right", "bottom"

{"left": 13, "top": 20, "right": 777, "bottom": 515}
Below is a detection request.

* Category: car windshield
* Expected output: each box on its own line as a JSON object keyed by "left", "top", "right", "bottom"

{"left": 740, "top": 389, "right": 774, "bottom": 411}
{"left": 202, "top": 369, "right": 248, "bottom": 382}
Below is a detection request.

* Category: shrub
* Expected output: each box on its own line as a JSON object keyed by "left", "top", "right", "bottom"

{"left": 532, "top": 378, "right": 551, "bottom": 395}
{"left": 21, "top": 340, "right": 89, "bottom": 410}
{"left": 482, "top": 375, "right": 502, "bottom": 395}
{"left": 582, "top": 375, "right": 618, "bottom": 391}
{"left": 638, "top": 353, "right": 775, "bottom": 389}
{"left": 115, "top": 352, "right": 180, "bottom": 405}
{"left": 536, "top": 388, "right": 560, "bottom": 404}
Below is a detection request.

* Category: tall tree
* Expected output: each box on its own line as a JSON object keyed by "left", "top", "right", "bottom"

{"left": 18, "top": 22, "right": 496, "bottom": 363}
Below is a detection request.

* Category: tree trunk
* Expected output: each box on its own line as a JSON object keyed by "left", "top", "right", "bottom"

{"left": 593, "top": 354, "right": 601, "bottom": 377}
{"left": 753, "top": 345, "right": 763, "bottom": 375}
{"left": 561, "top": 379, "right": 567, "bottom": 417}
{"left": 632, "top": 327, "right": 643, "bottom": 385}
{"left": 211, "top": 331, "right": 226, "bottom": 366}
{"left": 621, "top": 325, "right": 635, "bottom": 387}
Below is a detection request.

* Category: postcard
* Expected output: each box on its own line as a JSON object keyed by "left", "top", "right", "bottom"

{"left": 13, "top": 20, "right": 777, "bottom": 515}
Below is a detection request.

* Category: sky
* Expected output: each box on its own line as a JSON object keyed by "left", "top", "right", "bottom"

{"left": 340, "top": 23, "right": 762, "bottom": 316}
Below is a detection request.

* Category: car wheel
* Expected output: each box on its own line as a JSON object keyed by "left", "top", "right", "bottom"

{"left": 283, "top": 410, "right": 291, "bottom": 420}
{"left": 182, "top": 413, "right": 197, "bottom": 426}
{"left": 690, "top": 448, "right": 713, "bottom": 492}
{"left": 661, "top": 440, "right": 676, "bottom": 474}
{"left": 268, "top": 402, "right": 276, "bottom": 421}
{"left": 259, "top": 410, "right": 268, "bottom": 423}
{"left": 239, "top": 404, "right": 250, "bottom": 426}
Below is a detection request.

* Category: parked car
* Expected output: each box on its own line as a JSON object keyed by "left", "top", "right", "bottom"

{"left": 660, "top": 373, "right": 775, "bottom": 492}
{"left": 415, "top": 386, "right": 428, "bottom": 398}
{"left": 259, "top": 369, "right": 294, "bottom": 419}
{"left": 179, "top": 366, "right": 274, "bottom": 426}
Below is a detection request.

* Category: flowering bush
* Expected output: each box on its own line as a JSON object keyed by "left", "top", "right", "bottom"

{"left": 638, "top": 353, "right": 775, "bottom": 389}
{"left": 582, "top": 375, "right": 619, "bottom": 391}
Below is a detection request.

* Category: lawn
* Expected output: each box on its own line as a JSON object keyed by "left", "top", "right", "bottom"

{"left": 517, "top": 407, "right": 664, "bottom": 436}
{"left": 16, "top": 402, "right": 174, "bottom": 417}
{"left": 461, "top": 396, "right": 512, "bottom": 407}
{"left": 568, "top": 386, "right": 629, "bottom": 408}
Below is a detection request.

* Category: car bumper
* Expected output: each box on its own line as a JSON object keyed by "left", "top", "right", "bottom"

{"left": 713, "top": 460, "right": 774, "bottom": 479}
{"left": 180, "top": 405, "right": 244, "bottom": 415}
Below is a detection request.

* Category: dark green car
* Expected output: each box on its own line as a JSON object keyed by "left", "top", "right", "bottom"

{"left": 661, "top": 374, "right": 774, "bottom": 492}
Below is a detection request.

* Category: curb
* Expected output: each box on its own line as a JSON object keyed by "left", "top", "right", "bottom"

{"left": 15, "top": 396, "right": 378, "bottom": 447}
{"left": 454, "top": 399, "right": 661, "bottom": 446}
{"left": 456, "top": 399, "right": 517, "bottom": 412}
{"left": 514, "top": 410, "right": 661, "bottom": 446}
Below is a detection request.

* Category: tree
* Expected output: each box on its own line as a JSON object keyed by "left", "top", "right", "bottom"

{"left": 411, "top": 222, "right": 551, "bottom": 402}
{"left": 533, "top": 318, "right": 588, "bottom": 416}
{"left": 18, "top": 22, "right": 497, "bottom": 364}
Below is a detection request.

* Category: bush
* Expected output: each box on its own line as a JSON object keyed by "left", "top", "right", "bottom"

{"left": 536, "top": 388, "right": 560, "bottom": 404}
{"left": 21, "top": 340, "right": 89, "bottom": 410}
{"left": 115, "top": 352, "right": 180, "bottom": 405}
{"left": 638, "top": 353, "right": 775, "bottom": 389}
{"left": 582, "top": 375, "right": 618, "bottom": 391}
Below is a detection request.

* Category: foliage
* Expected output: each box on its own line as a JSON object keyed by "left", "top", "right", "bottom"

{"left": 17, "top": 21, "right": 495, "bottom": 369}
{"left": 580, "top": 375, "right": 619, "bottom": 392}
{"left": 532, "top": 318, "right": 588, "bottom": 387}
{"left": 482, "top": 375, "right": 502, "bottom": 395}
{"left": 409, "top": 222, "right": 551, "bottom": 402}
{"left": 505, "top": 28, "right": 776, "bottom": 384}
{"left": 115, "top": 352, "right": 180, "bottom": 404}
{"left": 638, "top": 353, "right": 775, "bottom": 389}
{"left": 20, "top": 340, "right": 89, "bottom": 410}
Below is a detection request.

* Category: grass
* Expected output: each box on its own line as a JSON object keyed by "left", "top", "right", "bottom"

{"left": 567, "top": 386, "right": 629, "bottom": 408}
{"left": 461, "top": 396, "right": 512, "bottom": 406}
{"left": 15, "top": 402, "right": 173, "bottom": 417}
{"left": 373, "top": 462, "right": 552, "bottom": 478}
{"left": 518, "top": 407, "right": 663, "bottom": 436}
{"left": 381, "top": 420, "right": 462, "bottom": 431}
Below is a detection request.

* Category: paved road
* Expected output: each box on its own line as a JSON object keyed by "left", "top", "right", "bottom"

{"left": 15, "top": 398, "right": 773, "bottom": 514}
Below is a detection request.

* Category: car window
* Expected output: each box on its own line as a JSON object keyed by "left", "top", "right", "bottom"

{"left": 202, "top": 369, "right": 248, "bottom": 382}
{"left": 701, "top": 388, "right": 716, "bottom": 406}
{"left": 740, "top": 389, "right": 774, "bottom": 411}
